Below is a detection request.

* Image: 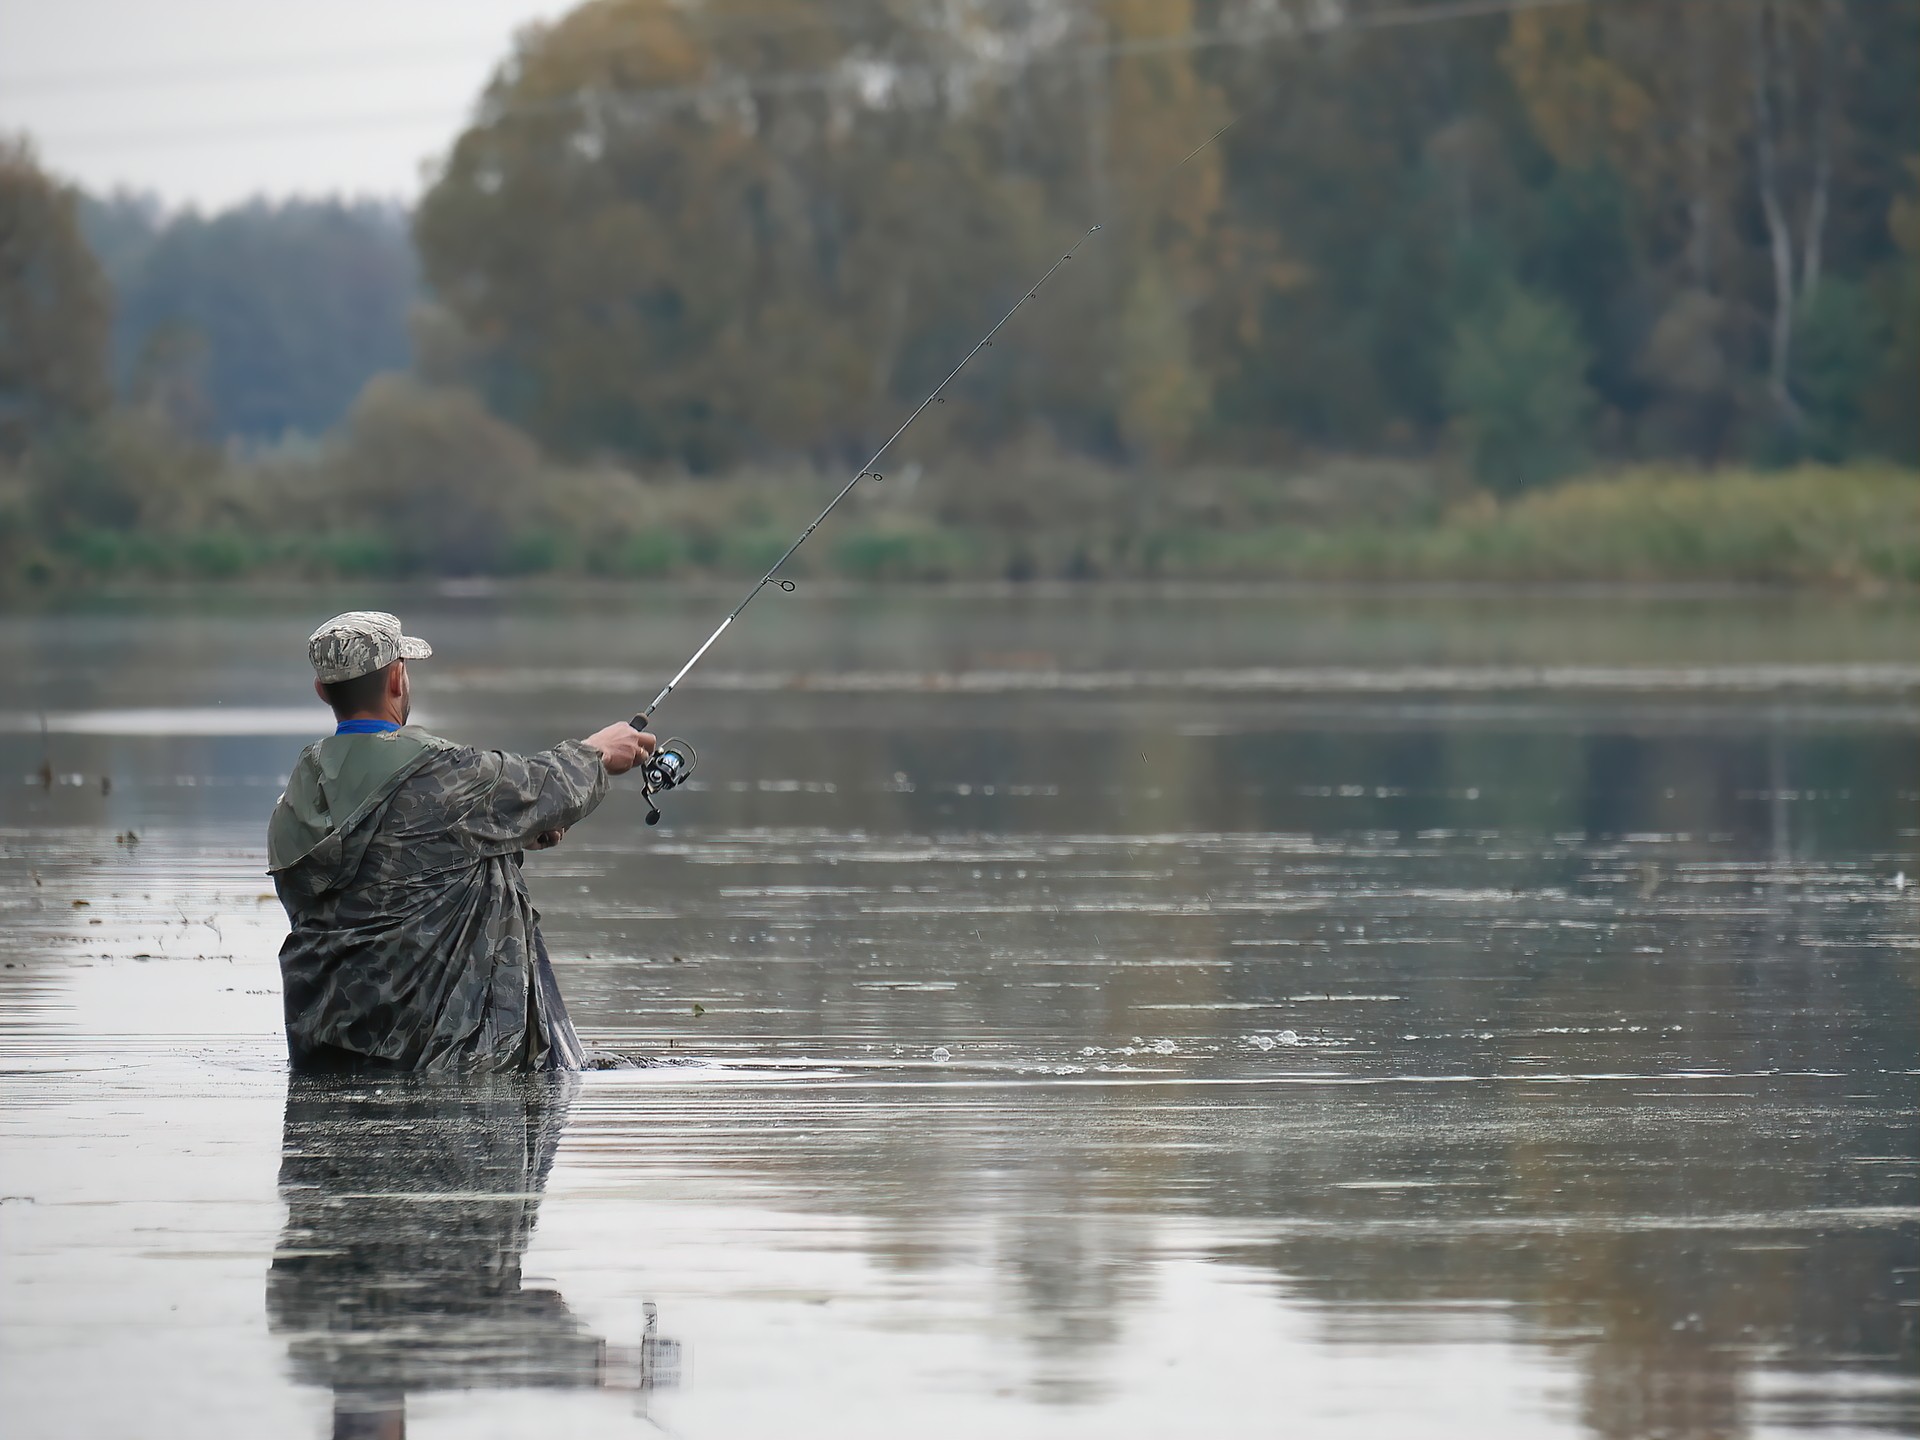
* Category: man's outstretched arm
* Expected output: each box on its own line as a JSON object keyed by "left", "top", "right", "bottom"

{"left": 452, "top": 722, "right": 656, "bottom": 854}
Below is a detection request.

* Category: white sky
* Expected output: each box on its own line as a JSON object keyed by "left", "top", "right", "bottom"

{"left": 0, "top": 0, "right": 576, "bottom": 209}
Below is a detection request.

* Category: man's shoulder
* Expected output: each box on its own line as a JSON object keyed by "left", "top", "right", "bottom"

{"left": 386, "top": 730, "right": 504, "bottom": 798}
{"left": 394, "top": 724, "right": 461, "bottom": 751}
{"left": 400, "top": 734, "right": 600, "bottom": 771}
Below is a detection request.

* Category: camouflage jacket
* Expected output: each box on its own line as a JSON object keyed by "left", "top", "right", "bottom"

{"left": 267, "top": 727, "right": 609, "bottom": 1073}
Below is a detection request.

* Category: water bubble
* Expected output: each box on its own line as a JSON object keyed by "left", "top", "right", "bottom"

{"left": 1277, "top": 1030, "right": 1300, "bottom": 1046}
{"left": 931, "top": 1046, "right": 951, "bottom": 1063}
{"left": 1250, "top": 1034, "right": 1277, "bottom": 1052}
{"left": 1150, "top": 1038, "right": 1177, "bottom": 1055}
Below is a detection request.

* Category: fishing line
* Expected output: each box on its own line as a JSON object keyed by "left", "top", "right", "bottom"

{"left": 626, "top": 111, "right": 1237, "bottom": 819}
{"left": 628, "top": 0, "right": 1585, "bottom": 818}
{"left": 634, "top": 125, "right": 1230, "bottom": 712}
{"left": 635, "top": 227, "right": 1096, "bottom": 722}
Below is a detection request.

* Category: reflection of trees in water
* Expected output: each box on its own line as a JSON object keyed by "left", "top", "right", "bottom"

{"left": 687, "top": 708, "right": 1920, "bottom": 859}
{"left": 601, "top": 1078, "right": 1912, "bottom": 1436}
{"left": 268, "top": 1076, "right": 675, "bottom": 1439}
{"left": 988, "top": 1181, "right": 1154, "bottom": 1404}
{"left": 546, "top": 710, "right": 1914, "bottom": 1429}
{"left": 1229, "top": 1161, "right": 1913, "bottom": 1437}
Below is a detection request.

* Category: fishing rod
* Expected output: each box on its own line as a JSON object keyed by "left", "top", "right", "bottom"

{"left": 619, "top": 0, "right": 1595, "bottom": 822}
{"left": 626, "top": 114, "right": 1246, "bottom": 823}
{"left": 624, "top": 223, "right": 1120, "bottom": 822}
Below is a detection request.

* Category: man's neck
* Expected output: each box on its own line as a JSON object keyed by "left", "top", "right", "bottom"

{"left": 336, "top": 708, "right": 406, "bottom": 732}
{"left": 342, "top": 704, "right": 406, "bottom": 727}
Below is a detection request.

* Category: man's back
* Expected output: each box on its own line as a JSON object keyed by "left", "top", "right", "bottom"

{"left": 269, "top": 729, "right": 609, "bottom": 1073}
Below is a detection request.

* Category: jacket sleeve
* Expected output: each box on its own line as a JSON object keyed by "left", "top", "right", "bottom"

{"left": 445, "top": 739, "right": 612, "bottom": 853}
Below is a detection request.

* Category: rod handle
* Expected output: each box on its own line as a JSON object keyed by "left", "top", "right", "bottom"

{"left": 630, "top": 712, "right": 651, "bottom": 732}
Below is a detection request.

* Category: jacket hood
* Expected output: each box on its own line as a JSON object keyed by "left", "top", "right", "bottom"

{"left": 268, "top": 727, "right": 452, "bottom": 891}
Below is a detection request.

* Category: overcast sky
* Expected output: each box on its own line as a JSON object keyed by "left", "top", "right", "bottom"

{"left": 0, "top": 0, "right": 575, "bottom": 209}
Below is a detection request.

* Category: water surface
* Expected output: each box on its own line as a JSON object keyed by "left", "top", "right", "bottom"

{"left": 2, "top": 586, "right": 1915, "bottom": 1438}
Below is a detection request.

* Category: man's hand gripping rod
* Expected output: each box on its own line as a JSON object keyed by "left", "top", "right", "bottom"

{"left": 625, "top": 227, "right": 1103, "bottom": 824}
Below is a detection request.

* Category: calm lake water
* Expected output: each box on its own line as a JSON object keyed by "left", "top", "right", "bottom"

{"left": 1, "top": 584, "right": 1916, "bottom": 1439}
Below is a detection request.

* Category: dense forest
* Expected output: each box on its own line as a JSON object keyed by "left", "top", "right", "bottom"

{"left": 0, "top": 0, "right": 1915, "bottom": 586}
{"left": 415, "top": 0, "right": 1920, "bottom": 477}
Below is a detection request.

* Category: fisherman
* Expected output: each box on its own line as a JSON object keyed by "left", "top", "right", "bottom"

{"left": 266, "top": 611, "right": 654, "bottom": 1073}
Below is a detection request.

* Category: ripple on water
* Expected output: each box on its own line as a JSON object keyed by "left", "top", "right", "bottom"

{"left": 3, "top": 647, "right": 1917, "bottom": 1437}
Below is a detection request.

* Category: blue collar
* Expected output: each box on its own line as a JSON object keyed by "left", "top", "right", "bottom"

{"left": 335, "top": 719, "right": 402, "bottom": 735}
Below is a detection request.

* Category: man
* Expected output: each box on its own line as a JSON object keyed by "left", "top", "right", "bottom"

{"left": 267, "top": 610, "right": 654, "bottom": 1073}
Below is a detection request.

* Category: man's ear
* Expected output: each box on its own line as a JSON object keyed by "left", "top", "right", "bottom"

{"left": 388, "top": 661, "right": 406, "bottom": 698}
{"left": 314, "top": 679, "right": 329, "bottom": 706}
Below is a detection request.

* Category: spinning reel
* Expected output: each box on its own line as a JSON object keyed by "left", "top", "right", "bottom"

{"left": 631, "top": 714, "right": 695, "bottom": 826}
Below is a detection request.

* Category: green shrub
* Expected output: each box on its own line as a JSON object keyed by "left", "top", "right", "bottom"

{"left": 308, "top": 533, "right": 402, "bottom": 577}
{"left": 504, "top": 530, "right": 566, "bottom": 575}
{"left": 1445, "top": 286, "right": 1597, "bottom": 496}
{"left": 1427, "top": 465, "right": 1918, "bottom": 583}
{"left": 181, "top": 531, "right": 252, "bottom": 579}
{"left": 608, "top": 531, "right": 682, "bottom": 577}
{"left": 723, "top": 528, "right": 799, "bottom": 576}
{"left": 834, "top": 528, "right": 973, "bottom": 580}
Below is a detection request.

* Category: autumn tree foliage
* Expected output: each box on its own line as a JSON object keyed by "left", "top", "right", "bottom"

{"left": 8, "top": 0, "right": 1897, "bottom": 495}
{"left": 0, "top": 137, "right": 111, "bottom": 460}
{"left": 412, "top": 0, "right": 1913, "bottom": 482}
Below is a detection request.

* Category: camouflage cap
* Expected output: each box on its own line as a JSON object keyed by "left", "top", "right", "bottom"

{"left": 307, "top": 611, "right": 433, "bottom": 684}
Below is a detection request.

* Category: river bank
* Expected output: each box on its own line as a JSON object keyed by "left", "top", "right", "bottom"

{"left": 6, "top": 459, "right": 1914, "bottom": 593}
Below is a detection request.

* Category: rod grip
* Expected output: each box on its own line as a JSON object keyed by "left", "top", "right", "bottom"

{"left": 630, "top": 712, "right": 651, "bottom": 732}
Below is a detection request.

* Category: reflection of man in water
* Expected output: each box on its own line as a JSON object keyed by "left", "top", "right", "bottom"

{"left": 267, "top": 1076, "right": 672, "bottom": 1439}
{"left": 267, "top": 611, "right": 655, "bottom": 1072}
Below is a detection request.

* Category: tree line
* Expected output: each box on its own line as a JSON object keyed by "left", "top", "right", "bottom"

{"left": 415, "top": 0, "right": 1918, "bottom": 480}
{"left": 0, "top": 0, "right": 1914, "bottom": 587}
